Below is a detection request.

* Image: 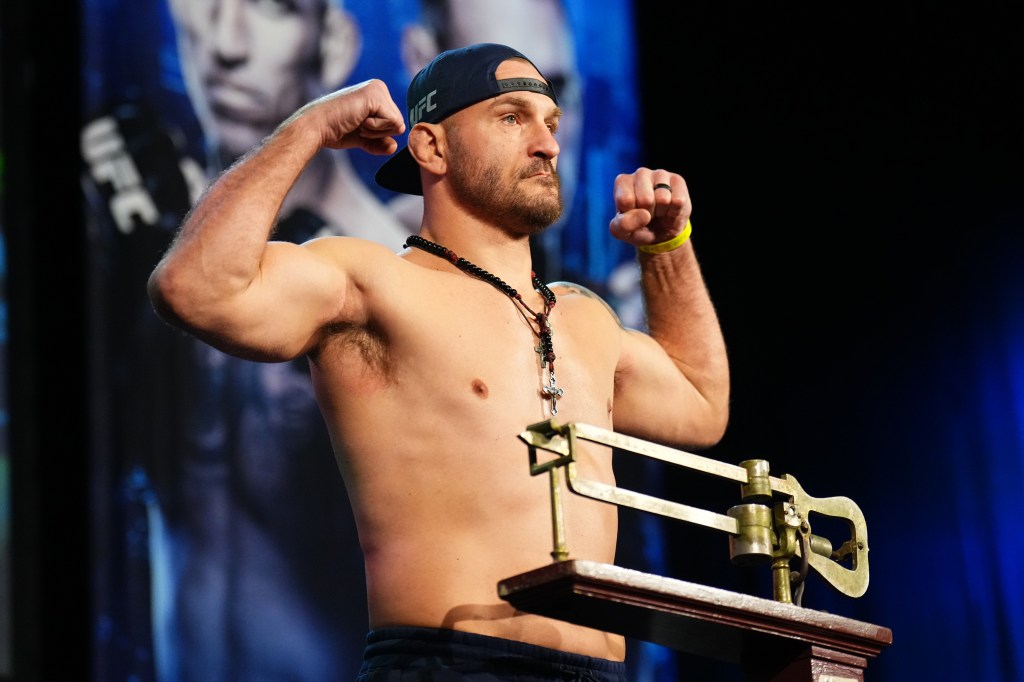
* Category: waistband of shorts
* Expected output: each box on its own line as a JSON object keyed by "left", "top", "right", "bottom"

{"left": 364, "top": 626, "right": 627, "bottom": 674}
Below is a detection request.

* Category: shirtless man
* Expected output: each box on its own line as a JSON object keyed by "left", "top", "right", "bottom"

{"left": 148, "top": 43, "right": 730, "bottom": 680}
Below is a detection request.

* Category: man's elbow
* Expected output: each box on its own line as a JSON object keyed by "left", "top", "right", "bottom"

{"left": 694, "top": 406, "right": 730, "bottom": 450}
{"left": 684, "top": 393, "right": 730, "bottom": 450}
{"left": 147, "top": 260, "right": 199, "bottom": 331}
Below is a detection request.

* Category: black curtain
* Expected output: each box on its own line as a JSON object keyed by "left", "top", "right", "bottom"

{"left": 636, "top": 2, "right": 1024, "bottom": 680}
{"left": 2, "top": 1, "right": 91, "bottom": 680}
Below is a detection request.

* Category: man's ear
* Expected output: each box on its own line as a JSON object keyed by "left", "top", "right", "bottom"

{"left": 319, "top": 5, "right": 360, "bottom": 91}
{"left": 400, "top": 23, "right": 439, "bottom": 77}
{"left": 408, "top": 123, "right": 447, "bottom": 180}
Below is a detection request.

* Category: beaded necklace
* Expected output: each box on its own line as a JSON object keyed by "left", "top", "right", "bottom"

{"left": 405, "top": 235, "right": 564, "bottom": 415}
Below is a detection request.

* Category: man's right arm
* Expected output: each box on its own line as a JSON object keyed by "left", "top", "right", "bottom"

{"left": 147, "top": 80, "right": 407, "bottom": 362}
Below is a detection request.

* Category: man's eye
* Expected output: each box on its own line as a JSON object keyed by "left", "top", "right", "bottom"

{"left": 252, "top": 0, "right": 297, "bottom": 16}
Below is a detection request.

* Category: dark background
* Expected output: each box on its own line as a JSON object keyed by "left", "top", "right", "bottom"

{"left": 4, "top": 1, "right": 1023, "bottom": 680}
{"left": 631, "top": 2, "right": 1023, "bottom": 680}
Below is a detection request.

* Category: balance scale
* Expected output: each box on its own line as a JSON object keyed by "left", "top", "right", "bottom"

{"left": 498, "top": 420, "right": 893, "bottom": 681}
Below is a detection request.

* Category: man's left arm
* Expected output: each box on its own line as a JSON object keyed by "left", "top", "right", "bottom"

{"left": 609, "top": 169, "right": 730, "bottom": 449}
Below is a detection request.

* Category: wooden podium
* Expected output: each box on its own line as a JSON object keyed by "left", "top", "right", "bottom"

{"left": 498, "top": 560, "right": 893, "bottom": 681}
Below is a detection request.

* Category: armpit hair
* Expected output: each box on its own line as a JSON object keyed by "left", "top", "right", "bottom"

{"left": 315, "top": 319, "right": 393, "bottom": 377}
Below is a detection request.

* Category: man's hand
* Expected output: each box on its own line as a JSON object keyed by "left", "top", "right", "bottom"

{"left": 608, "top": 168, "right": 692, "bottom": 248}
{"left": 288, "top": 79, "right": 407, "bottom": 157}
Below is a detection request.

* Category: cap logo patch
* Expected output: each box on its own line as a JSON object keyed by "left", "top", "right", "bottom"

{"left": 409, "top": 90, "right": 438, "bottom": 125}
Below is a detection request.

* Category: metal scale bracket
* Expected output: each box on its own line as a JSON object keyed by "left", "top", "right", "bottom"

{"left": 517, "top": 419, "right": 870, "bottom": 604}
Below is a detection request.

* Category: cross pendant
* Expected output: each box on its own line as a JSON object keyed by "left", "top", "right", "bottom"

{"left": 542, "top": 372, "right": 564, "bottom": 415}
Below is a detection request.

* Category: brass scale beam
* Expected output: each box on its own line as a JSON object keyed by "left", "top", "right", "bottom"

{"left": 519, "top": 420, "right": 869, "bottom": 603}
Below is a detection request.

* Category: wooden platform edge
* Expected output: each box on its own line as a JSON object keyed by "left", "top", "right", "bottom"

{"left": 498, "top": 560, "right": 893, "bottom": 668}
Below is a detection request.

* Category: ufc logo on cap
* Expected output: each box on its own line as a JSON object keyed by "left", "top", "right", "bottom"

{"left": 409, "top": 90, "right": 438, "bottom": 125}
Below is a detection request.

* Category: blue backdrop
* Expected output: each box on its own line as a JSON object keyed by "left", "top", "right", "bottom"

{"left": 79, "top": 1, "right": 660, "bottom": 680}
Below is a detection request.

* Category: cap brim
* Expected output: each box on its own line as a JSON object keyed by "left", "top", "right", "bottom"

{"left": 374, "top": 146, "right": 423, "bottom": 196}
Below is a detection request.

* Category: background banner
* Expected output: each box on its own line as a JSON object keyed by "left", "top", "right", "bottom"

{"left": 79, "top": 1, "right": 660, "bottom": 680}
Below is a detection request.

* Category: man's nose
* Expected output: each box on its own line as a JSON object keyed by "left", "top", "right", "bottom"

{"left": 210, "top": 0, "right": 249, "bottom": 64}
{"left": 530, "top": 124, "right": 561, "bottom": 162}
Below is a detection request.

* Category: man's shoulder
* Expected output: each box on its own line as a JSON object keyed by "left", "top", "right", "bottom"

{"left": 302, "top": 233, "right": 408, "bottom": 261}
{"left": 549, "top": 280, "right": 603, "bottom": 299}
{"left": 549, "top": 280, "right": 624, "bottom": 329}
{"left": 300, "top": 235, "right": 430, "bottom": 306}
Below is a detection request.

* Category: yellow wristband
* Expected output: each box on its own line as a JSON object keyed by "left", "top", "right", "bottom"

{"left": 637, "top": 219, "right": 692, "bottom": 254}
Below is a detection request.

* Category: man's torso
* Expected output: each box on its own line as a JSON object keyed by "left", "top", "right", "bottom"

{"left": 307, "top": 240, "right": 628, "bottom": 660}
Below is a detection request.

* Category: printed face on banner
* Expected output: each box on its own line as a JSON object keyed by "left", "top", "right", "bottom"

{"left": 168, "top": 0, "right": 350, "bottom": 164}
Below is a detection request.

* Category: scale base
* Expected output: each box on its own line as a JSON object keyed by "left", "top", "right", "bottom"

{"left": 498, "top": 560, "right": 892, "bottom": 681}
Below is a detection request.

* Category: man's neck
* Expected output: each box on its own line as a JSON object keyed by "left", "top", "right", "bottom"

{"left": 418, "top": 213, "right": 538, "bottom": 287}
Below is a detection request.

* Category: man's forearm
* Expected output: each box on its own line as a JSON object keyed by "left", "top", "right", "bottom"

{"left": 639, "top": 241, "right": 731, "bottom": 433}
{"left": 147, "top": 119, "right": 321, "bottom": 322}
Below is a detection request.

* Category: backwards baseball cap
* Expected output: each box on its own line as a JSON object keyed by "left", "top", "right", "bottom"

{"left": 374, "top": 43, "right": 558, "bottom": 196}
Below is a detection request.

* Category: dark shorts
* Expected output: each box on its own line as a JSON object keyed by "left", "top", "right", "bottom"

{"left": 356, "top": 627, "right": 628, "bottom": 681}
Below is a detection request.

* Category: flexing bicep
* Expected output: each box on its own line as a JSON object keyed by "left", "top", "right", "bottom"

{"left": 150, "top": 237, "right": 370, "bottom": 362}
{"left": 614, "top": 327, "right": 728, "bottom": 450}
